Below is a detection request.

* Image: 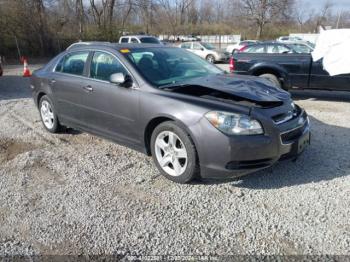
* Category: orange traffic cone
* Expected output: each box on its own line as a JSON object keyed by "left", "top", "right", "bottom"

{"left": 23, "top": 59, "right": 31, "bottom": 77}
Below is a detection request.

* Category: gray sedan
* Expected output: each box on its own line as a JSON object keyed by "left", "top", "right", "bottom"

{"left": 31, "top": 43, "right": 310, "bottom": 183}
{"left": 179, "top": 42, "right": 229, "bottom": 63}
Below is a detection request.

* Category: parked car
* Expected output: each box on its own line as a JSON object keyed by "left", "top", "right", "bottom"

{"left": 277, "top": 36, "right": 304, "bottom": 42}
{"left": 179, "top": 41, "right": 229, "bottom": 63}
{"left": 119, "top": 35, "right": 161, "bottom": 44}
{"left": 239, "top": 42, "right": 297, "bottom": 54}
{"left": 31, "top": 42, "right": 310, "bottom": 183}
{"left": 284, "top": 42, "right": 314, "bottom": 54}
{"left": 237, "top": 42, "right": 313, "bottom": 54}
{"left": 277, "top": 36, "right": 315, "bottom": 49}
{"left": 230, "top": 44, "right": 350, "bottom": 90}
{"left": 180, "top": 35, "right": 200, "bottom": 42}
{"left": 226, "top": 40, "right": 259, "bottom": 54}
{"left": 160, "top": 40, "right": 174, "bottom": 46}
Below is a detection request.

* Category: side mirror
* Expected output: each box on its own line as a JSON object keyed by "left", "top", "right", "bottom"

{"left": 200, "top": 48, "right": 204, "bottom": 51}
{"left": 110, "top": 73, "right": 132, "bottom": 87}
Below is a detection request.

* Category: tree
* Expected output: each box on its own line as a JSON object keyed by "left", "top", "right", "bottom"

{"left": 241, "top": 0, "right": 293, "bottom": 39}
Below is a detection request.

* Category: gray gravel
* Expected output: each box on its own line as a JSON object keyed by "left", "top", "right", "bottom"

{"left": 1, "top": 65, "right": 350, "bottom": 256}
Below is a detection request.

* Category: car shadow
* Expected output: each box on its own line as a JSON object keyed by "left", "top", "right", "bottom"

{"left": 0, "top": 76, "right": 32, "bottom": 101}
{"left": 291, "top": 89, "right": 350, "bottom": 102}
{"left": 199, "top": 115, "right": 350, "bottom": 189}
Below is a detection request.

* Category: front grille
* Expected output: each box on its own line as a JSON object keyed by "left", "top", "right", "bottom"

{"left": 226, "top": 158, "right": 273, "bottom": 170}
{"left": 272, "top": 105, "right": 301, "bottom": 125}
{"left": 280, "top": 114, "right": 308, "bottom": 144}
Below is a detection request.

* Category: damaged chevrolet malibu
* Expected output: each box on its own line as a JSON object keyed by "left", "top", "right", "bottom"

{"left": 31, "top": 43, "right": 310, "bottom": 183}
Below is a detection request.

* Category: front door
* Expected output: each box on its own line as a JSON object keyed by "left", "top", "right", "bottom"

{"left": 81, "top": 51, "right": 140, "bottom": 144}
{"left": 191, "top": 42, "right": 206, "bottom": 59}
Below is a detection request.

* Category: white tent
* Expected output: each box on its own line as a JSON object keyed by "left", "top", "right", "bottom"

{"left": 312, "top": 29, "right": 350, "bottom": 76}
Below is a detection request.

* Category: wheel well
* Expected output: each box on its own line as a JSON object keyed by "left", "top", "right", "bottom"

{"left": 37, "top": 92, "right": 46, "bottom": 107}
{"left": 253, "top": 68, "right": 281, "bottom": 79}
{"left": 144, "top": 117, "right": 173, "bottom": 156}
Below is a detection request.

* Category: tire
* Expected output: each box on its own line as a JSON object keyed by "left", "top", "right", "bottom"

{"left": 150, "top": 121, "right": 199, "bottom": 183}
{"left": 206, "top": 54, "right": 215, "bottom": 64}
{"left": 259, "top": 73, "right": 282, "bottom": 89}
{"left": 39, "top": 95, "right": 62, "bottom": 133}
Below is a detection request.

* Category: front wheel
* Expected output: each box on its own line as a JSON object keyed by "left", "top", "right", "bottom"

{"left": 151, "top": 121, "right": 199, "bottom": 183}
{"left": 206, "top": 55, "right": 215, "bottom": 64}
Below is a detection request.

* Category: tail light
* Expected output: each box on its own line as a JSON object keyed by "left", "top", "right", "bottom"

{"left": 229, "top": 57, "right": 235, "bottom": 72}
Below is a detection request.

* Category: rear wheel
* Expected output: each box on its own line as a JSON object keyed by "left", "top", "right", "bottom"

{"left": 39, "top": 95, "right": 62, "bottom": 133}
{"left": 259, "top": 73, "right": 282, "bottom": 89}
{"left": 151, "top": 121, "right": 198, "bottom": 183}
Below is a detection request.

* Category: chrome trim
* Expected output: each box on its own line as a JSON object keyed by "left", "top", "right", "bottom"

{"left": 280, "top": 114, "right": 307, "bottom": 135}
{"left": 274, "top": 113, "right": 293, "bottom": 125}
{"left": 279, "top": 114, "right": 309, "bottom": 146}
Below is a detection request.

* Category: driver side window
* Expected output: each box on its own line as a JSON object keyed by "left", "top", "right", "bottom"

{"left": 192, "top": 43, "right": 202, "bottom": 50}
{"left": 90, "top": 52, "right": 128, "bottom": 82}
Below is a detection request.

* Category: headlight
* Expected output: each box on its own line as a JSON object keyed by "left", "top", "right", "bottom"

{"left": 205, "top": 111, "right": 264, "bottom": 135}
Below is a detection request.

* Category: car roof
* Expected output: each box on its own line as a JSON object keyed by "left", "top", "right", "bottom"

{"left": 66, "top": 41, "right": 112, "bottom": 50}
{"left": 120, "top": 35, "right": 157, "bottom": 38}
{"left": 66, "top": 42, "right": 166, "bottom": 51}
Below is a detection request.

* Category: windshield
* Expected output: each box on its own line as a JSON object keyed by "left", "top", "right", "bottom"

{"left": 122, "top": 47, "right": 223, "bottom": 87}
{"left": 201, "top": 42, "right": 215, "bottom": 50}
{"left": 140, "top": 37, "right": 160, "bottom": 44}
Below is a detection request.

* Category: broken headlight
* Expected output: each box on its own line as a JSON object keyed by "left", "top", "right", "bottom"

{"left": 205, "top": 111, "right": 264, "bottom": 135}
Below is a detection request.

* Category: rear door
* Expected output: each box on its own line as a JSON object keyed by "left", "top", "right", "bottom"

{"left": 265, "top": 45, "right": 311, "bottom": 88}
{"left": 50, "top": 51, "right": 91, "bottom": 126}
{"left": 309, "top": 60, "right": 350, "bottom": 90}
{"left": 81, "top": 51, "right": 140, "bottom": 144}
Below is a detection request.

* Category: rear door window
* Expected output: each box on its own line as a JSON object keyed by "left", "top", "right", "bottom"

{"left": 90, "top": 51, "right": 128, "bottom": 82}
{"left": 244, "top": 45, "right": 265, "bottom": 53}
{"left": 266, "top": 45, "right": 291, "bottom": 54}
{"left": 55, "top": 51, "right": 89, "bottom": 76}
{"left": 277, "top": 45, "right": 291, "bottom": 53}
{"left": 120, "top": 37, "right": 129, "bottom": 43}
{"left": 130, "top": 38, "right": 139, "bottom": 43}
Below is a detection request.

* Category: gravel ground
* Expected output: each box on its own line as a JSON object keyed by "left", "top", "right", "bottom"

{"left": 0, "top": 65, "right": 350, "bottom": 257}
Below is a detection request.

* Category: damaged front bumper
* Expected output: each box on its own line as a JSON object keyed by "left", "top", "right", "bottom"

{"left": 191, "top": 107, "right": 311, "bottom": 179}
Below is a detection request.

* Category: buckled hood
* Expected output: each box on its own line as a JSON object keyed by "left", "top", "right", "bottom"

{"left": 168, "top": 74, "right": 291, "bottom": 107}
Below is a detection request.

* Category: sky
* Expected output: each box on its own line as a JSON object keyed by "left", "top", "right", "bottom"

{"left": 305, "top": 0, "right": 350, "bottom": 12}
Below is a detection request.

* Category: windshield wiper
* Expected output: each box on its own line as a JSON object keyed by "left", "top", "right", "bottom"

{"left": 158, "top": 81, "right": 189, "bottom": 89}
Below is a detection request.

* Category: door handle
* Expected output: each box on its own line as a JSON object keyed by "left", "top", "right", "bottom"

{"left": 50, "top": 79, "right": 56, "bottom": 84}
{"left": 83, "top": 85, "right": 93, "bottom": 92}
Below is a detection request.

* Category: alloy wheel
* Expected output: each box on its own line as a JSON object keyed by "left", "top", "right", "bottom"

{"left": 154, "top": 131, "right": 188, "bottom": 177}
{"left": 40, "top": 100, "right": 55, "bottom": 129}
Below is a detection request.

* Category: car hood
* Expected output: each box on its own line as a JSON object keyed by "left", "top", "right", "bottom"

{"left": 169, "top": 74, "right": 290, "bottom": 107}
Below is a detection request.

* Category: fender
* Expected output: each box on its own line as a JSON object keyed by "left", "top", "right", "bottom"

{"left": 248, "top": 62, "right": 292, "bottom": 89}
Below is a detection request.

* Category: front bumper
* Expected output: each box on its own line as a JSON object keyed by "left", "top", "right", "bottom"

{"left": 192, "top": 109, "right": 310, "bottom": 179}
